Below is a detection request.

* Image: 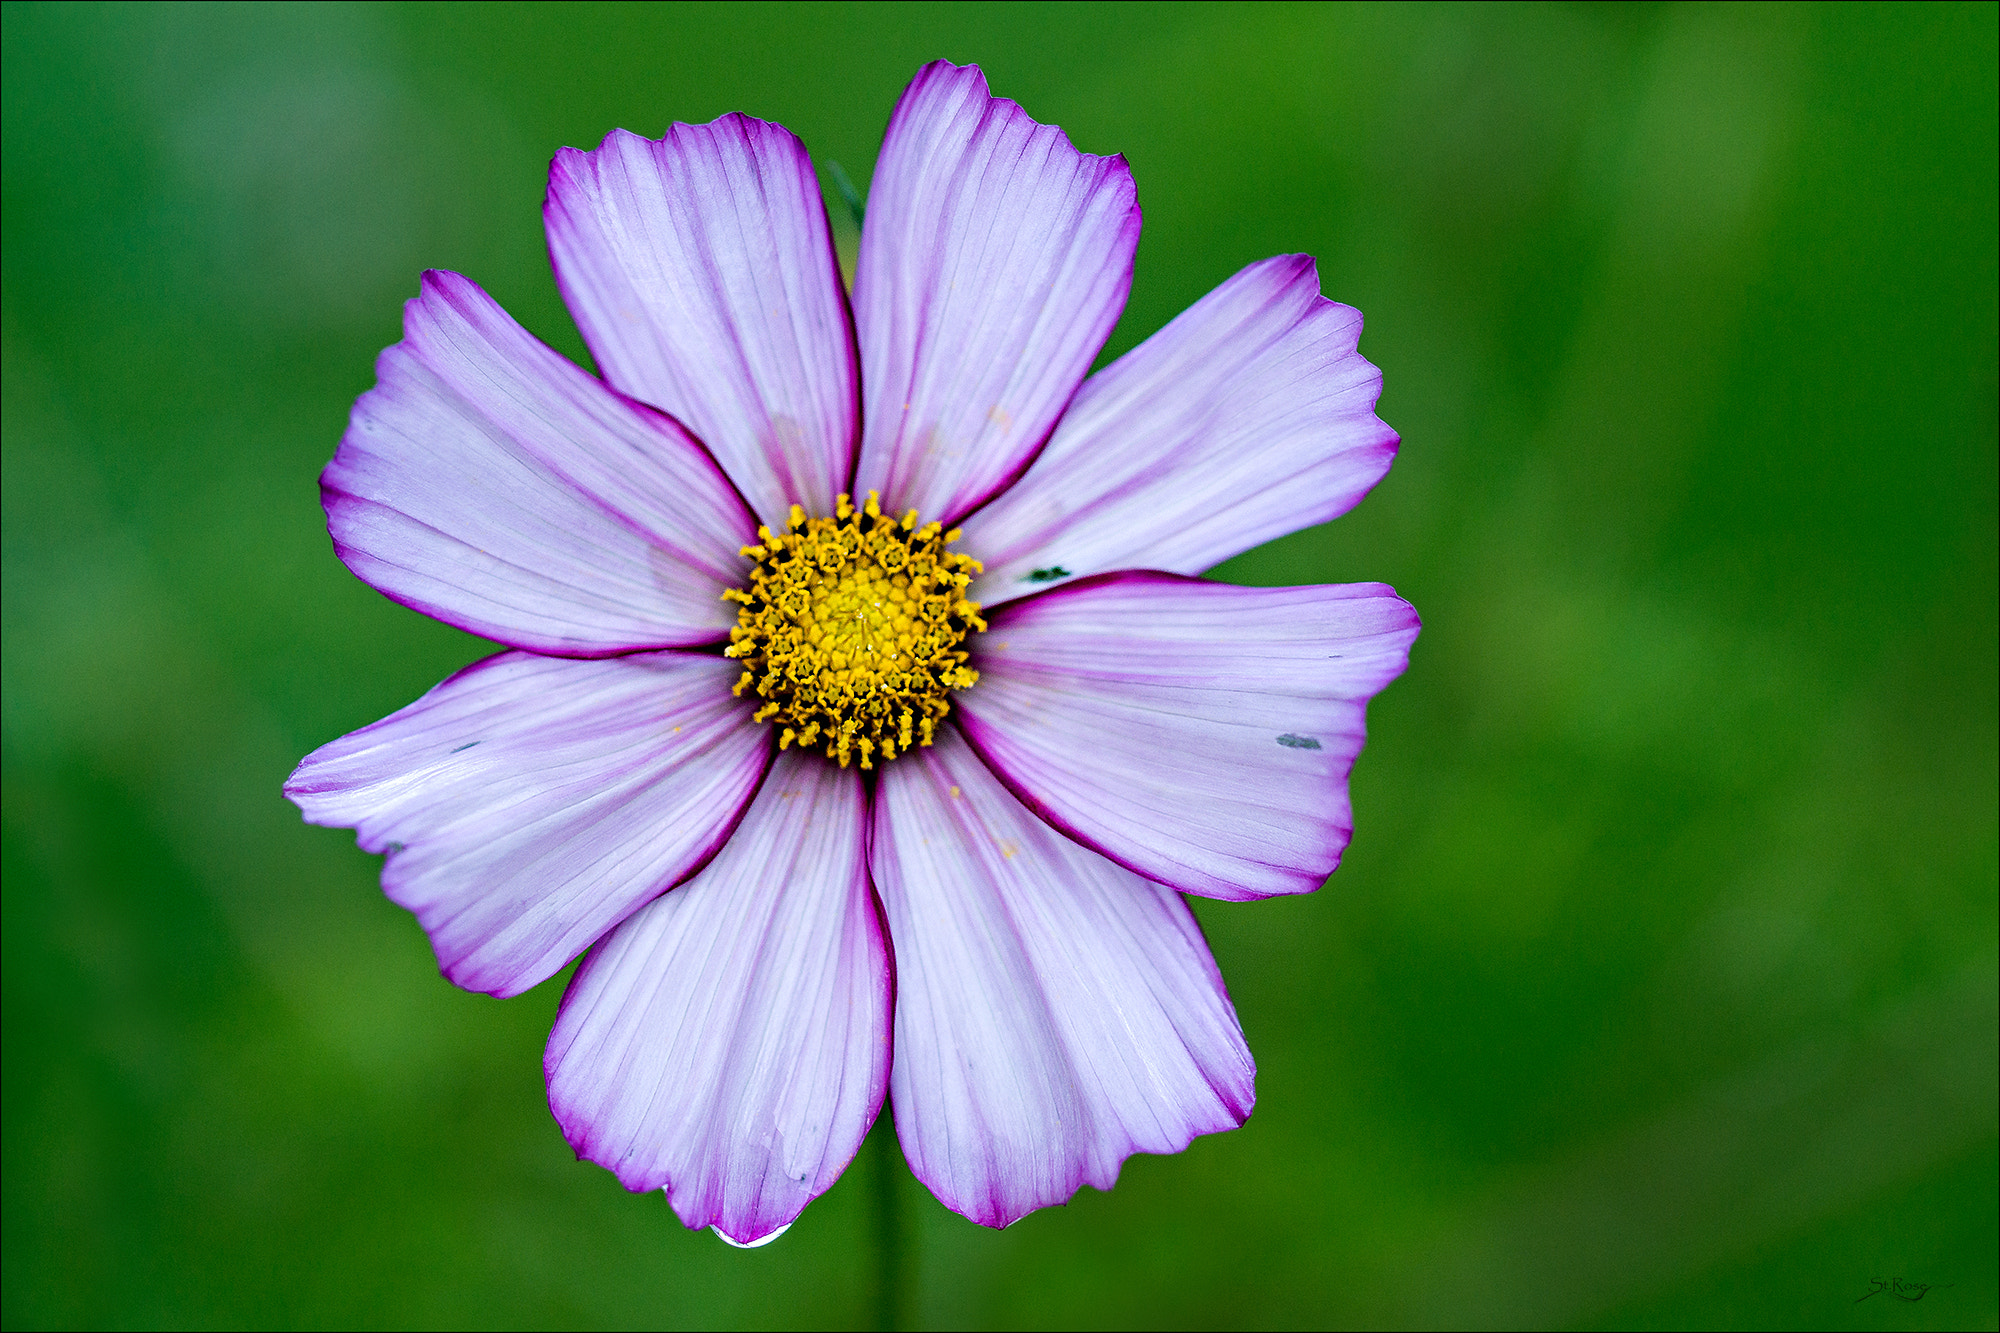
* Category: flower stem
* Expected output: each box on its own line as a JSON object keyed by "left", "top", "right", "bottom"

{"left": 870, "top": 1110, "right": 905, "bottom": 1331}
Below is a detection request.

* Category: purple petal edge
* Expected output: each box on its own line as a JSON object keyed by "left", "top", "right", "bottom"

{"left": 545, "top": 749, "right": 889, "bottom": 1243}
{"left": 874, "top": 730, "right": 1252, "bottom": 1229}
{"left": 960, "top": 254, "right": 1398, "bottom": 608}
{"left": 546, "top": 116, "right": 861, "bottom": 529}
{"left": 850, "top": 60, "right": 1141, "bottom": 527}
{"left": 324, "top": 269, "right": 759, "bottom": 656}
{"left": 285, "top": 649, "right": 773, "bottom": 997}
{"left": 957, "top": 570, "right": 1420, "bottom": 901}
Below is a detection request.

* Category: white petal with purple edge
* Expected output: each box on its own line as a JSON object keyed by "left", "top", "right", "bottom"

{"left": 957, "top": 573, "right": 1419, "bottom": 901}
{"left": 284, "top": 651, "right": 770, "bottom": 998}
{"left": 546, "top": 749, "right": 887, "bottom": 1245}
{"left": 547, "top": 117, "right": 859, "bottom": 528}
{"left": 324, "top": 270, "right": 757, "bottom": 655}
{"left": 959, "top": 256, "right": 1398, "bottom": 607}
{"left": 850, "top": 61, "right": 1140, "bottom": 525}
{"left": 872, "top": 730, "right": 1252, "bottom": 1229}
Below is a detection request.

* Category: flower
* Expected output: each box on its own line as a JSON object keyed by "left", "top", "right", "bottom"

{"left": 285, "top": 60, "right": 1417, "bottom": 1245}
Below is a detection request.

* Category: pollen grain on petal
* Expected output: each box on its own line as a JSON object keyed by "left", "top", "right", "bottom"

{"left": 724, "top": 491, "right": 985, "bottom": 769}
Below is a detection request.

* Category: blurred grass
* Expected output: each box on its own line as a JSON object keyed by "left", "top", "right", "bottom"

{"left": 3, "top": 2, "right": 1994, "bottom": 1328}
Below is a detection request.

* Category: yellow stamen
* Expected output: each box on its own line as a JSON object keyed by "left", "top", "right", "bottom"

{"left": 724, "top": 491, "right": 985, "bottom": 769}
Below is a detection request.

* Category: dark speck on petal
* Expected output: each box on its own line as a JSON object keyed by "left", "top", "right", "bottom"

{"left": 450, "top": 740, "right": 480, "bottom": 753}
{"left": 1276, "top": 734, "right": 1322, "bottom": 750}
{"left": 1023, "top": 566, "right": 1071, "bottom": 583}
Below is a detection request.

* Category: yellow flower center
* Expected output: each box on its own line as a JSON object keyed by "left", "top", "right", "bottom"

{"left": 724, "top": 492, "right": 985, "bottom": 769}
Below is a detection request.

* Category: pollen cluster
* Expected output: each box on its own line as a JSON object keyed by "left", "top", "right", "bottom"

{"left": 724, "top": 492, "right": 986, "bottom": 769}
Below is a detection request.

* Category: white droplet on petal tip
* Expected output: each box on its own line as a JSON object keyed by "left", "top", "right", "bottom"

{"left": 712, "top": 1221, "right": 791, "bottom": 1249}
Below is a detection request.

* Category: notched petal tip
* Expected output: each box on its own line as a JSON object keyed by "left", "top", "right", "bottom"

{"left": 961, "top": 573, "right": 1418, "bottom": 902}
{"left": 850, "top": 58, "right": 1140, "bottom": 526}
{"left": 288, "top": 651, "right": 771, "bottom": 999}
{"left": 544, "top": 109, "right": 858, "bottom": 529}
{"left": 962, "top": 251, "right": 1401, "bottom": 603}
{"left": 545, "top": 750, "right": 888, "bottom": 1239}
{"left": 323, "top": 268, "right": 756, "bottom": 655}
{"left": 902, "top": 59, "right": 1135, "bottom": 174}
{"left": 874, "top": 731, "right": 1253, "bottom": 1229}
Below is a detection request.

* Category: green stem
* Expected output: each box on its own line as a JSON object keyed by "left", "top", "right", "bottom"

{"left": 871, "top": 1110, "right": 905, "bottom": 1331}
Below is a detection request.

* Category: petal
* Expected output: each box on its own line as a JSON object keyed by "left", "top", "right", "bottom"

{"left": 547, "top": 117, "right": 859, "bottom": 528}
{"left": 325, "top": 270, "right": 757, "bottom": 656}
{"left": 957, "top": 573, "right": 1419, "bottom": 901}
{"left": 284, "top": 651, "right": 771, "bottom": 998}
{"left": 959, "top": 256, "right": 1398, "bottom": 607}
{"left": 850, "top": 61, "right": 1140, "bottom": 526}
{"left": 872, "top": 729, "right": 1252, "bottom": 1228}
{"left": 546, "top": 748, "right": 887, "bottom": 1245}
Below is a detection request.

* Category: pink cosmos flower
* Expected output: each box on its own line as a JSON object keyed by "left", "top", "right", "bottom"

{"left": 286, "top": 60, "right": 1417, "bottom": 1245}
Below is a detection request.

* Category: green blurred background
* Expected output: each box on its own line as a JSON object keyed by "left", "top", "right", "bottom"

{"left": 4, "top": 2, "right": 1994, "bottom": 1328}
